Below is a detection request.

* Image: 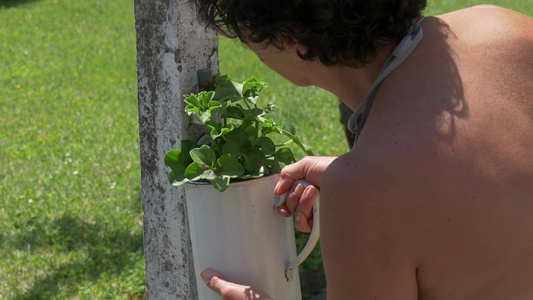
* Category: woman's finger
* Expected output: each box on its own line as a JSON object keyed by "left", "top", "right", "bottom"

{"left": 294, "top": 185, "right": 317, "bottom": 232}
{"left": 273, "top": 158, "right": 311, "bottom": 195}
{"left": 276, "top": 204, "right": 291, "bottom": 217}
{"left": 200, "top": 268, "right": 273, "bottom": 300}
{"left": 285, "top": 182, "right": 305, "bottom": 215}
{"left": 274, "top": 156, "right": 335, "bottom": 196}
{"left": 201, "top": 268, "right": 228, "bottom": 297}
{"left": 273, "top": 174, "right": 296, "bottom": 196}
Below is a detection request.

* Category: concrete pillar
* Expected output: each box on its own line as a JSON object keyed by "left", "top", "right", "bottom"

{"left": 134, "top": 0, "right": 219, "bottom": 298}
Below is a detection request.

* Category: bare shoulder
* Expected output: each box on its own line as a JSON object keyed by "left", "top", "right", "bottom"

{"left": 319, "top": 151, "right": 420, "bottom": 299}
{"left": 440, "top": 5, "right": 533, "bottom": 52}
{"left": 432, "top": 5, "right": 533, "bottom": 128}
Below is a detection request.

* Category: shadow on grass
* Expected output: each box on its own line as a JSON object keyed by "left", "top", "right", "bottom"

{"left": 1, "top": 0, "right": 42, "bottom": 8}
{"left": 12, "top": 213, "right": 144, "bottom": 299}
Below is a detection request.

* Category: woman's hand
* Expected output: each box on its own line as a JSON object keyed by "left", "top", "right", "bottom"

{"left": 201, "top": 268, "right": 273, "bottom": 300}
{"left": 274, "top": 156, "right": 336, "bottom": 232}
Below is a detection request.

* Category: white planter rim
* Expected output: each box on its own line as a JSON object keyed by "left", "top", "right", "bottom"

{"left": 186, "top": 173, "right": 278, "bottom": 188}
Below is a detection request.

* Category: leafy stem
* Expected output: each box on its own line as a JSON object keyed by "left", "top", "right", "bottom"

{"left": 165, "top": 74, "right": 313, "bottom": 192}
{"left": 275, "top": 140, "right": 293, "bottom": 147}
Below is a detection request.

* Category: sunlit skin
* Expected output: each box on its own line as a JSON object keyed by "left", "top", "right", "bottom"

{"left": 203, "top": 6, "right": 533, "bottom": 300}
{"left": 246, "top": 36, "right": 395, "bottom": 108}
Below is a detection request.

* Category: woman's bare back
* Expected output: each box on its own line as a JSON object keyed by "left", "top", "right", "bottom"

{"left": 321, "top": 5, "right": 533, "bottom": 300}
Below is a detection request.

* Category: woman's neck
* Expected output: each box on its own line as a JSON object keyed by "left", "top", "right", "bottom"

{"left": 310, "top": 41, "right": 398, "bottom": 111}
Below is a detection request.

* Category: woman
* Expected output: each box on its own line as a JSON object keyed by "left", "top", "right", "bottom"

{"left": 195, "top": 0, "right": 533, "bottom": 299}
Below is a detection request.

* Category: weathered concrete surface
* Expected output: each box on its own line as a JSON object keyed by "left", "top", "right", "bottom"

{"left": 134, "top": 0, "right": 218, "bottom": 298}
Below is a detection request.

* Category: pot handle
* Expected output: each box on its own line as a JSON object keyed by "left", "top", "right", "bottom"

{"left": 274, "top": 180, "right": 320, "bottom": 281}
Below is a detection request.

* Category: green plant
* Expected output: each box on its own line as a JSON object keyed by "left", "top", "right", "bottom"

{"left": 164, "top": 75, "right": 313, "bottom": 192}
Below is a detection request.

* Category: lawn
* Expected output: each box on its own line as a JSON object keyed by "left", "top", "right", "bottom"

{"left": 1, "top": 0, "right": 531, "bottom": 299}
{"left": 1, "top": 0, "right": 143, "bottom": 298}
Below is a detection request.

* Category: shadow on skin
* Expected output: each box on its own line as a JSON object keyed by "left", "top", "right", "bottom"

{"left": 427, "top": 17, "right": 468, "bottom": 144}
{"left": 369, "top": 16, "right": 468, "bottom": 152}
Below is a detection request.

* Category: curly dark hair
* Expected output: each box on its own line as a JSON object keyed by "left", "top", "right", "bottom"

{"left": 195, "top": 0, "right": 426, "bottom": 67}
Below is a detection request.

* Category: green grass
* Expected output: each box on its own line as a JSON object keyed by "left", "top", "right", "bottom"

{"left": 1, "top": 0, "right": 531, "bottom": 298}
{"left": 0, "top": 0, "right": 143, "bottom": 298}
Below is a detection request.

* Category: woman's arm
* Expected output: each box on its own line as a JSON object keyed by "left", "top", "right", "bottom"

{"left": 320, "top": 154, "right": 419, "bottom": 300}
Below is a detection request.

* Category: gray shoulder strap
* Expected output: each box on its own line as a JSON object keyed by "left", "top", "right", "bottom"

{"left": 346, "top": 17, "right": 425, "bottom": 144}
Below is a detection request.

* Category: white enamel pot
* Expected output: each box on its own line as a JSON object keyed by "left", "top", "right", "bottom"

{"left": 185, "top": 173, "right": 320, "bottom": 300}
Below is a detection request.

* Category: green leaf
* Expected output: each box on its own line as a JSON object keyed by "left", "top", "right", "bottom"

{"left": 211, "top": 175, "right": 231, "bottom": 192}
{"left": 264, "top": 102, "right": 276, "bottom": 113}
{"left": 242, "top": 77, "right": 267, "bottom": 93}
{"left": 214, "top": 154, "right": 245, "bottom": 177}
{"left": 168, "top": 170, "right": 189, "bottom": 186}
{"left": 212, "top": 99, "right": 228, "bottom": 116}
{"left": 208, "top": 99, "right": 222, "bottom": 110}
{"left": 285, "top": 124, "right": 296, "bottom": 135}
{"left": 243, "top": 148, "right": 266, "bottom": 173}
{"left": 242, "top": 77, "right": 267, "bottom": 105}
{"left": 184, "top": 162, "right": 217, "bottom": 181}
{"left": 164, "top": 149, "right": 183, "bottom": 168}
{"left": 212, "top": 74, "right": 233, "bottom": 86}
{"left": 222, "top": 129, "right": 251, "bottom": 156}
{"left": 184, "top": 161, "right": 206, "bottom": 181}
{"left": 218, "top": 124, "right": 235, "bottom": 140}
{"left": 264, "top": 119, "right": 282, "bottom": 134}
{"left": 258, "top": 125, "right": 272, "bottom": 137}
{"left": 240, "top": 165, "right": 266, "bottom": 179}
{"left": 196, "top": 133, "right": 214, "bottom": 146}
{"left": 243, "top": 123, "right": 258, "bottom": 139}
{"left": 184, "top": 106, "right": 199, "bottom": 116}
{"left": 281, "top": 128, "right": 314, "bottom": 156}
{"left": 164, "top": 140, "right": 198, "bottom": 185}
{"left": 184, "top": 92, "right": 216, "bottom": 123}
{"left": 196, "top": 110, "right": 211, "bottom": 124}
{"left": 275, "top": 147, "right": 296, "bottom": 165}
{"left": 244, "top": 108, "right": 266, "bottom": 122}
{"left": 255, "top": 137, "right": 276, "bottom": 155}
{"left": 292, "top": 135, "right": 314, "bottom": 156}
{"left": 243, "top": 90, "right": 259, "bottom": 105}
{"left": 268, "top": 157, "right": 283, "bottom": 173}
{"left": 207, "top": 121, "right": 235, "bottom": 141}
{"left": 190, "top": 145, "right": 216, "bottom": 166}
{"left": 184, "top": 94, "right": 201, "bottom": 111}
{"left": 272, "top": 124, "right": 283, "bottom": 134}
{"left": 206, "top": 121, "right": 221, "bottom": 140}
{"left": 213, "top": 75, "right": 242, "bottom": 102}
{"left": 199, "top": 91, "right": 215, "bottom": 110}
{"left": 214, "top": 85, "right": 241, "bottom": 102}
{"left": 226, "top": 106, "right": 246, "bottom": 119}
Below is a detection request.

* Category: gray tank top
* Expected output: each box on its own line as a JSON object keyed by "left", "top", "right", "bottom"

{"left": 346, "top": 17, "right": 425, "bottom": 145}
